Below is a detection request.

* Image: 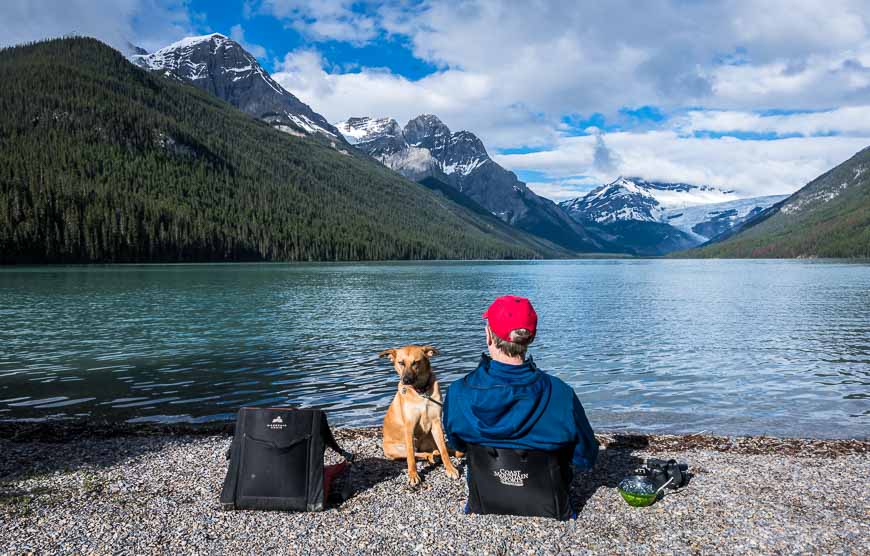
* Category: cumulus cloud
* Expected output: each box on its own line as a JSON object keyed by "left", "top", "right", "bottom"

{"left": 0, "top": 0, "right": 196, "bottom": 53}
{"left": 682, "top": 106, "right": 870, "bottom": 137}
{"left": 264, "top": 0, "right": 870, "bottom": 199}
{"left": 254, "top": 0, "right": 379, "bottom": 44}
{"left": 271, "top": 49, "right": 556, "bottom": 148}
{"left": 376, "top": 0, "right": 870, "bottom": 116}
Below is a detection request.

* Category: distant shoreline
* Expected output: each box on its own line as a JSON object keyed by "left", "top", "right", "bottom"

{"left": 0, "top": 254, "right": 641, "bottom": 266}
{"left": 2, "top": 421, "right": 867, "bottom": 453}
{"left": 3, "top": 255, "right": 870, "bottom": 267}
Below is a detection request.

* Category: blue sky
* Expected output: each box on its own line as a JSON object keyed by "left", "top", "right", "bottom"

{"left": 185, "top": 0, "right": 440, "bottom": 79}
{"left": 3, "top": 0, "right": 870, "bottom": 200}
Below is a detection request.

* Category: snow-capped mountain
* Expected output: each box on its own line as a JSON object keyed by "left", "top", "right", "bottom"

{"left": 337, "top": 115, "right": 608, "bottom": 252}
{"left": 561, "top": 177, "right": 741, "bottom": 225}
{"left": 559, "top": 177, "right": 787, "bottom": 254}
{"left": 132, "top": 34, "right": 343, "bottom": 142}
{"left": 336, "top": 115, "right": 491, "bottom": 181}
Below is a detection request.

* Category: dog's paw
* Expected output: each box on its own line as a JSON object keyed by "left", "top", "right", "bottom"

{"left": 445, "top": 466, "right": 460, "bottom": 479}
{"left": 407, "top": 472, "right": 421, "bottom": 486}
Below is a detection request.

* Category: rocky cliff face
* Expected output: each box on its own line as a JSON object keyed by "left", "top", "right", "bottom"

{"left": 336, "top": 114, "right": 608, "bottom": 252}
{"left": 132, "top": 34, "right": 344, "bottom": 143}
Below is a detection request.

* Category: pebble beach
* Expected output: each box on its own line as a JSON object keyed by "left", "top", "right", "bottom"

{"left": 1, "top": 424, "right": 868, "bottom": 555}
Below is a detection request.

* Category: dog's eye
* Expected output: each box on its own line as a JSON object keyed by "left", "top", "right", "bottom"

{"left": 411, "top": 362, "right": 419, "bottom": 369}
{"left": 398, "top": 361, "right": 405, "bottom": 368}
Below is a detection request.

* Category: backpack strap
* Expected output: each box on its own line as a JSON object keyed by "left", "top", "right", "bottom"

{"left": 319, "top": 412, "right": 354, "bottom": 463}
{"left": 318, "top": 412, "right": 355, "bottom": 503}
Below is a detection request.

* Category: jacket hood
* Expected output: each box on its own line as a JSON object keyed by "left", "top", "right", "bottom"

{"left": 457, "top": 354, "right": 553, "bottom": 440}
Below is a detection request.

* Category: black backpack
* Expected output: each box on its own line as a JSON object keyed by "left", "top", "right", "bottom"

{"left": 465, "top": 444, "right": 574, "bottom": 520}
{"left": 220, "top": 407, "right": 353, "bottom": 511}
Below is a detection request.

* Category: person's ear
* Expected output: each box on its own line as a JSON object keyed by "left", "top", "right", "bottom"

{"left": 485, "top": 326, "right": 493, "bottom": 345}
{"left": 421, "top": 346, "right": 439, "bottom": 358}
{"left": 378, "top": 349, "right": 396, "bottom": 362}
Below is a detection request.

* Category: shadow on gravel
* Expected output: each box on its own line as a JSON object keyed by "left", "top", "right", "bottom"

{"left": 571, "top": 434, "right": 648, "bottom": 514}
{"left": 417, "top": 455, "right": 466, "bottom": 482}
{"left": 335, "top": 456, "right": 405, "bottom": 504}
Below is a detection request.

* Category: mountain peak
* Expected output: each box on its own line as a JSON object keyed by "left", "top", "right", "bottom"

{"left": 132, "top": 33, "right": 342, "bottom": 141}
{"left": 412, "top": 113, "right": 445, "bottom": 125}
{"left": 148, "top": 33, "right": 232, "bottom": 57}
{"left": 404, "top": 114, "right": 451, "bottom": 145}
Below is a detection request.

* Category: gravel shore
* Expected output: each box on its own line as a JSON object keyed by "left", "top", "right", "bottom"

{"left": 1, "top": 425, "right": 868, "bottom": 555}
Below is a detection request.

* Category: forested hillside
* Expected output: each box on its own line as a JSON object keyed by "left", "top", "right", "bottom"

{"left": 687, "top": 147, "right": 870, "bottom": 259}
{"left": 0, "top": 38, "right": 554, "bottom": 263}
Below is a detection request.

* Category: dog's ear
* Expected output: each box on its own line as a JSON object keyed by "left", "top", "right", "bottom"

{"left": 421, "top": 346, "right": 440, "bottom": 358}
{"left": 378, "top": 349, "right": 396, "bottom": 362}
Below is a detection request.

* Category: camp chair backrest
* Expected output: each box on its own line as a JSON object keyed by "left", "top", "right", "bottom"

{"left": 465, "top": 444, "right": 574, "bottom": 520}
{"left": 220, "top": 407, "right": 349, "bottom": 512}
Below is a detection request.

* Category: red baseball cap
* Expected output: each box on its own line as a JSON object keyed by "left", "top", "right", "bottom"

{"left": 483, "top": 295, "right": 538, "bottom": 343}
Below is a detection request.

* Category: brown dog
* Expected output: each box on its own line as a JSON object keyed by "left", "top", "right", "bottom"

{"left": 379, "top": 345, "right": 460, "bottom": 485}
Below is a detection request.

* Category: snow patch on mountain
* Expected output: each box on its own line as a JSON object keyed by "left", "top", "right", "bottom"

{"left": 335, "top": 117, "right": 401, "bottom": 145}
{"left": 286, "top": 112, "right": 334, "bottom": 136}
{"left": 442, "top": 157, "right": 488, "bottom": 176}
{"left": 664, "top": 195, "right": 787, "bottom": 240}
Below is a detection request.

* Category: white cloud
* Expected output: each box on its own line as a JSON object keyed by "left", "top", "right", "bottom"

{"left": 526, "top": 180, "right": 598, "bottom": 202}
{"left": 374, "top": 0, "right": 870, "bottom": 116}
{"left": 497, "top": 133, "right": 870, "bottom": 199}
{"left": 264, "top": 0, "right": 870, "bottom": 200}
{"left": 682, "top": 106, "right": 870, "bottom": 137}
{"left": 0, "top": 0, "right": 196, "bottom": 54}
{"left": 271, "top": 49, "right": 556, "bottom": 149}
{"left": 229, "top": 24, "right": 266, "bottom": 59}
{"left": 255, "top": 0, "right": 378, "bottom": 44}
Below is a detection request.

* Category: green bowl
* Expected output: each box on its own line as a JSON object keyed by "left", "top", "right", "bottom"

{"left": 617, "top": 475, "right": 658, "bottom": 507}
{"left": 618, "top": 488, "right": 657, "bottom": 507}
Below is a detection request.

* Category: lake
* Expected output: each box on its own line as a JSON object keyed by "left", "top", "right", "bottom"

{"left": 0, "top": 260, "right": 868, "bottom": 438}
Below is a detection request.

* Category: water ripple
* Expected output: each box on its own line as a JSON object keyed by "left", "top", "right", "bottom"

{"left": 0, "top": 260, "right": 868, "bottom": 438}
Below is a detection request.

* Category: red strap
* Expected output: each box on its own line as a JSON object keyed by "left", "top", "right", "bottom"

{"left": 323, "top": 461, "right": 349, "bottom": 497}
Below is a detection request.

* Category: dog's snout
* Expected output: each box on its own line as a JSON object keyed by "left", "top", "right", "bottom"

{"left": 401, "top": 374, "right": 415, "bottom": 385}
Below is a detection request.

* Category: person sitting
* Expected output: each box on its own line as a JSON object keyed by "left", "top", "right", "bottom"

{"left": 442, "top": 295, "right": 598, "bottom": 519}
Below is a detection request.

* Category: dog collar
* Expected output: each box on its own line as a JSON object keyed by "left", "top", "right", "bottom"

{"left": 413, "top": 375, "right": 433, "bottom": 394}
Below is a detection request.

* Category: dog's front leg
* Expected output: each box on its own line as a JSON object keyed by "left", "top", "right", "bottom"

{"left": 431, "top": 419, "right": 460, "bottom": 479}
{"left": 404, "top": 417, "right": 421, "bottom": 485}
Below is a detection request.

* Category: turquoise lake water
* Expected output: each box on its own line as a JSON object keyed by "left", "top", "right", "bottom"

{"left": 0, "top": 260, "right": 868, "bottom": 438}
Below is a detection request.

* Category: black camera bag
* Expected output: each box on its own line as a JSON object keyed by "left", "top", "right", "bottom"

{"left": 645, "top": 458, "right": 689, "bottom": 490}
{"left": 220, "top": 407, "right": 352, "bottom": 511}
{"left": 465, "top": 444, "right": 574, "bottom": 520}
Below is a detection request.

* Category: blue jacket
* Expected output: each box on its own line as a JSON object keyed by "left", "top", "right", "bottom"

{"left": 443, "top": 354, "right": 598, "bottom": 470}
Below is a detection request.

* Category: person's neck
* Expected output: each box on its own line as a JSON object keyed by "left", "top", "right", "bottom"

{"left": 488, "top": 349, "right": 525, "bottom": 366}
